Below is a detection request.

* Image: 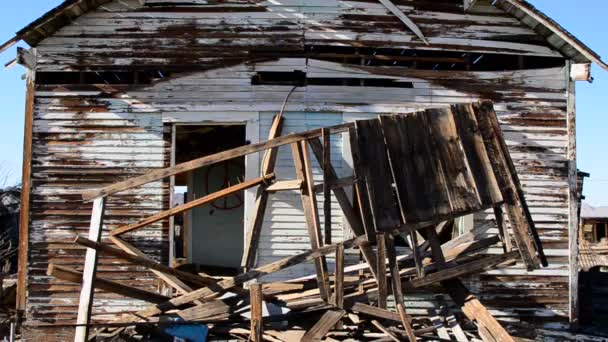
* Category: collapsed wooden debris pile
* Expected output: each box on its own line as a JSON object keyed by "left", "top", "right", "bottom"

{"left": 48, "top": 101, "right": 546, "bottom": 341}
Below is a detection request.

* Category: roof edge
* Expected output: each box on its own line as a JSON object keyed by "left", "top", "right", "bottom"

{"left": 497, "top": 0, "right": 608, "bottom": 71}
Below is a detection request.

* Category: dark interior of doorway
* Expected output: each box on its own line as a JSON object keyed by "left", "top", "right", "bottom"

{"left": 174, "top": 125, "right": 248, "bottom": 276}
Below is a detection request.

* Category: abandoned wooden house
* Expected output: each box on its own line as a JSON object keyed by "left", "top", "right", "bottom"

{"left": 1, "top": 0, "right": 608, "bottom": 340}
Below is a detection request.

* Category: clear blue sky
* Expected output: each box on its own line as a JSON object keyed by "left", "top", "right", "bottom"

{"left": 0, "top": 1, "right": 607, "bottom": 205}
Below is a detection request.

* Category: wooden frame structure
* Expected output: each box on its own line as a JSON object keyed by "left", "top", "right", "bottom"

{"left": 57, "top": 101, "right": 545, "bottom": 342}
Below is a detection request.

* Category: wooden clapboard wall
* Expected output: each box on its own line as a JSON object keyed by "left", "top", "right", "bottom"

{"left": 22, "top": 0, "right": 574, "bottom": 338}
{"left": 32, "top": 0, "right": 563, "bottom": 72}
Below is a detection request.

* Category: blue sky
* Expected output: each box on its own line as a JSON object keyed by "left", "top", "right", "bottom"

{"left": 0, "top": 1, "right": 607, "bottom": 204}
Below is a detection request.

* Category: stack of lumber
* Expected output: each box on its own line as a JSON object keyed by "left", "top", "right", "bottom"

{"left": 49, "top": 101, "right": 546, "bottom": 342}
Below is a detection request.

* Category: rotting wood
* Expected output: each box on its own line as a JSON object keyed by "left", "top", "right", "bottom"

{"left": 48, "top": 264, "right": 170, "bottom": 304}
{"left": 493, "top": 206, "right": 513, "bottom": 253}
{"left": 333, "top": 243, "right": 345, "bottom": 310}
{"left": 371, "top": 320, "right": 400, "bottom": 342}
{"left": 16, "top": 70, "right": 35, "bottom": 311}
{"left": 250, "top": 283, "right": 263, "bottom": 342}
{"left": 377, "top": 0, "right": 429, "bottom": 45}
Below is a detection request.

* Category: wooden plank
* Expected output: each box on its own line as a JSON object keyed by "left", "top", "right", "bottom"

{"left": 242, "top": 114, "right": 285, "bottom": 270}
{"left": 266, "top": 179, "right": 302, "bottom": 192}
{"left": 377, "top": 0, "right": 429, "bottom": 45}
{"left": 333, "top": 243, "right": 345, "bottom": 309}
{"left": 408, "top": 251, "right": 518, "bottom": 288}
{"left": 82, "top": 123, "right": 351, "bottom": 201}
{"left": 481, "top": 102, "right": 547, "bottom": 267}
{"left": 427, "top": 107, "right": 481, "bottom": 213}
{"left": 442, "top": 279, "right": 515, "bottom": 342}
{"left": 566, "top": 65, "right": 579, "bottom": 328}
{"left": 109, "top": 236, "right": 194, "bottom": 295}
{"left": 493, "top": 206, "right": 513, "bottom": 253}
{"left": 75, "top": 236, "right": 217, "bottom": 288}
{"left": 385, "top": 235, "right": 417, "bottom": 341}
{"left": 354, "top": 119, "right": 401, "bottom": 232}
{"left": 301, "top": 309, "right": 345, "bottom": 342}
{"left": 380, "top": 113, "right": 451, "bottom": 223}
{"left": 472, "top": 102, "right": 541, "bottom": 270}
{"left": 16, "top": 71, "right": 35, "bottom": 311}
{"left": 349, "top": 302, "right": 402, "bottom": 323}
{"left": 112, "top": 174, "right": 273, "bottom": 236}
{"left": 74, "top": 197, "right": 106, "bottom": 342}
{"left": 250, "top": 283, "right": 263, "bottom": 342}
{"left": 347, "top": 126, "right": 377, "bottom": 242}
{"left": 451, "top": 103, "right": 502, "bottom": 207}
{"left": 376, "top": 233, "right": 388, "bottom": 309}
{"left": 323, "top": 128, "right": 332, "bottom": 245}
{"left": 292, "top": 141, "right": 330, "bottom": 301}
{"left": 371, "top": 320, "right": 400, "bottom": 342}
{"left": 47, "top": 264, "right": 170, "bottom": 304}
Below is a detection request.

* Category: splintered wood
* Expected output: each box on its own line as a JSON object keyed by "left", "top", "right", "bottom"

{"left": 61, "top": 101, "right": 545, "bottom": 342}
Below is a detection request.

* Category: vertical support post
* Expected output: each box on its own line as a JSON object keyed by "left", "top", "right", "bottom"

{"left": 376, "top": 233, "right": 388, "bottom": 309}
{"left": 74, "top": 197, "right": 106, "bottom": 342}
{"left": 16, "top": 67, "right": 35, "bottom": 311}
{"left": 385, "top": 235, "right": 417, "bottom": 341}
{"left": 292, "top": 142, "right": 330, "bottom": 301}
{"left": 334, "top": 243, "right": 345, "bottom": 309}
{"left": 566, "top": 61, "right": 579, "bottom": 330}
{"left": 323, "top": 128, "right": 332, "bottom": 245}
{"left": 250, "top": 283, "right": 263, "bottom": 342}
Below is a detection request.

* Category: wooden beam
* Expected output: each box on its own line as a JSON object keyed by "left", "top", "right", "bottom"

{"left": 111, "top": 174, "right": 274, "bottom": 236}
{"left": 48, "top": 264, "right": 169, "bottom": 304}
{"left": 442, "top": 279, "right": 515, "bottom": 342}
{"left": 16, "top": 70, "right": 35, "bottom": 311}
{"left": 109, "top": 236, "right": 193, "bottom": 295}
{"left": 250, "top": 283, "right": 264, "bottom": 342}
{"left": 494, "top": 206, "right": 512, "bottom": 252}
{"left": 376, "top": 233, "right": 388, "bottom": 309}
{"left": 323, "top": 128, "right": 332, "bottom": 246}
{"left": 385, "top": 235, "right": 417, "bottom": 341}
{"left": 82, "top": 123, "right": 351, "bottom": 201}
{"left": 472, "top": 102, "right": 542, "bottom": 269}
{"left": 75, "top": 236, "right": 216, "bottom": 288}
{"left": 301, "top": 309, "right": 345, "bottom": 342}
{"left": 74, "top": 197, "right": 106, "bottom": 342}
{"left": 377, "top": 0, "right": 429, "bottom": 45}
{"left": 266, "top": 180, "right": 302, "bottom": 192}
{"left": 371, "top": 320, "right": 400, "bottom": 342}
{"left": 407, "top": 251, "right": 519, "bottom": 288}
{"left": 292, "top": 141, "right": 330, "bottom": 301}
{"left": 333, "top": 244, "right": 345, "bottom": 309}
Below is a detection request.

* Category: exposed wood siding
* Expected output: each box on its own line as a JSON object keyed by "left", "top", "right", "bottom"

{"left": 33, "top": 0, "right": 562, "bottom": 71}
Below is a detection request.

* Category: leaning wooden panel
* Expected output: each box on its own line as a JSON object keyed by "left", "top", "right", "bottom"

{"left": 353, "top": 119, "right": 401, "bottom": 232}
{"left": 379, "top": 113, "right": 452, "bottom": 222}
{"left": 426, "top": 107, "right": 482, "bottom": 213}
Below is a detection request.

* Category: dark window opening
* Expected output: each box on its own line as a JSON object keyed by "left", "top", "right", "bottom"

{"left": 252, "top": 72, "right": 414, "bottom": 88}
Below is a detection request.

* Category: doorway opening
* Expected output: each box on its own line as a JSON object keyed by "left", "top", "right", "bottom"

{"left": 173, "top": 124, "right": 247, "bottom": 276}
